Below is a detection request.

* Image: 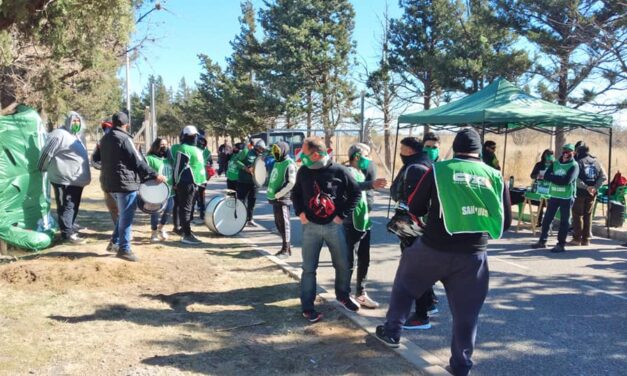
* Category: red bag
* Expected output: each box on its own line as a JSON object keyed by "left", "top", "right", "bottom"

{"left": 608, "top": 171, "right": 627, "bottom": 196}
{"left": 206, "top": 166, "right": 216, "bottom": 179}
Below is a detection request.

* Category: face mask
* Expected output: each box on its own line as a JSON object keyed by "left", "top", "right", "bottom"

{"left": 71, "top": 122, "right": 81, "bottom": 134}
{"left": 302, "top": 152, "right": 329, "bottom": 169}
{"left": 400, "top": 154, "right": 415, "bottom": 165}
{"left": 159, "top": 147, "right": 167, "bottom": 157}
{"left": 357, "top": 155, "right": 371, "bottom": 170}
{"left": 424, "top": 146, "right": 439, "bottom": 161}
{"left": 271, "top": 144, "right": 282, "bottom": 160}
{"left": 545, "top": 155, "right": 555, "bottom": 163}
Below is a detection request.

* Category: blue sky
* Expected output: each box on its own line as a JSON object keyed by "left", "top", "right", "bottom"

{"left": 129, "top": 0, "right": 401, "bottom": 95}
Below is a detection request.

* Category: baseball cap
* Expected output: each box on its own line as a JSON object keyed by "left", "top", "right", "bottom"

{"left": 562, "top": 143, "right": 575, "bottom": 152}
{"left": 112, "top": 112, "right": 129, "bottom": 127}
{"left": 182, "top": 125, "right": 198, "bottom": 136}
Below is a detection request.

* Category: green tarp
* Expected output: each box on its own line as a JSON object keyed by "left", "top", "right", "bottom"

{"left": 398, "top": 78, "right": 613, "bottom": 129}
{"left": 0, "top": 105, "right": 55, "bottom": 250}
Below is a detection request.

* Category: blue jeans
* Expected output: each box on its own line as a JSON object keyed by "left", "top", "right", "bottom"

{"left": 150, "top": 197, "right": 174, "bottom": 230}
{"left": 539, "top": 197, "right": 573, "bottom": 245}
{"left": 300, "top": 222, "right": 351, "bottom": 312}
{"left": 111, "top": 191, "right": 137, "bottom": 252}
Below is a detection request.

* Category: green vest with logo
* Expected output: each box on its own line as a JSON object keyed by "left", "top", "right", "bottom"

{"left": 146, "top": 155, "right": 174, "bottom": 195}
{"left": 267, "top": 158, "right": 295, "bottom": 200}
{"left": 433, "top": 158, "right": 504, "bottom": 239}
{"left": 548, "top": 159, "right": 577, "bottom": 199}
{"left": 347, "top": 166, "right": 372, "bottom": 232}
{"left": 226, "top": 151, "right": 244, "bottom": 181}
{"left": 171, "top": 143, "right": 206, "bottom": 185}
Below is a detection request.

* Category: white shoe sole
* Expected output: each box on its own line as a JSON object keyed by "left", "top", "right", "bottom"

{"left": 402, "top": 323, "right": 432, "bottom": 330}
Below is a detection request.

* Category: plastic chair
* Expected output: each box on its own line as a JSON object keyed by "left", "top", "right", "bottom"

{"left": 593, "top": 185, "right": 609, "bottom": 218}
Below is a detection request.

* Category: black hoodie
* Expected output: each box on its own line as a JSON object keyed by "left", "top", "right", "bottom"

{"left": 390, "top": 153, "right": 433, "bottom": 203}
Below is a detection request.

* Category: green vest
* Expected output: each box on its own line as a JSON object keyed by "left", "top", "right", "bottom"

{"left": 202, "top": 148, "right": 211, "bottom": 165}
{"left": 171, "top": 143, "right": 206, "bottom": 185}
{"left": 226, "top": 153, "right": 242, "bottom": 181}
{"left": 433, "top": 158, "right": 504, "bottom": 239}
{"left": 267, "top": 158, "right": 295, "bottom": 200}
{"left": 549, "top": 159, "right": 577, "bottom": 199}
{"left": 348, "top": 166, "right": 372, "bottom": 231}
{"left": 146, "top": 154, "right": 174, "bottom": 193}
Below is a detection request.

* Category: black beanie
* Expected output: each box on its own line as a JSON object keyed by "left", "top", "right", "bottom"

{"left": 453, "top": 128, "right": 482, "bottom": 154}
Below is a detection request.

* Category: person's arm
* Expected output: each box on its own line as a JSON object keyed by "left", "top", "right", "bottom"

{"left": 92, "top": 142, "right": 101, "bottom": 164}
{"left": 123, "top": 137, "right": 157, "bottom": 181}
{"left": 404, "top": 165, "right": 428, "bottom": 202}
{"left": 530, "top": 162, "right": 541, "bottom": 180}
{"left": 359, "top": 163, "right": 376, "bottom": 191}
{"left": 595, "top": 161, "right": 607, "bottom": 190}
{"left": 546, "top": 164, "right": 578, "bottom": 186}
{"left": 292, "top": 168, "right": 304, "bottom": 215}
{"left": 37, "top": 134, "right": 61, "bottom": 172}
{"left": 407, "top": 168, "right": 434, "bottom": 217}
{"left": 275, "top": 163, "right": 297, "bottom": 199}
{"left": 576, "top": 162, "right": 589, "bottom": 190}
{"left": 502, "top": 182, "right": 512, "bottom": 231}
{"left": 338, "top": 169, "right": 361, "bottom": 219}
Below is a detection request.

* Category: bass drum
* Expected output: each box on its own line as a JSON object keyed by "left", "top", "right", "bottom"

{"left": 252, "top": 156, "right": 268, "bottom": 187}
{"left": 205, "top": 195, "right": 247, "bottom": 236}
{"left": 137, "top": 180, "right": 170, "bottom": 214}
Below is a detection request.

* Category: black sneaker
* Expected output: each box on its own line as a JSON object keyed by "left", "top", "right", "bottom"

{"left": 302, "top": 310, "right": 322, "bottom": 323}
{"left": 274, "top": 248, "right": 291, "bottom": 259}
{"left": 375, "top": 325, "right": 400, "bottom": 348}
{"left": 402, "top": 314, "right": 431, "bottom": 330}
{"left": 337, "top": 296, "right": 360, "bottom": 312}
{"left": 531, "top": 241, "right": 547, "bottom": 249}
{"left": 550, "top": 244, "right": 566, "bottom": 253}
{"left": 173, "top": 227, "right": 183, "bottom": 236}
{"left": 181, "top": 234, "right": 202, "bottom": 245}
{"left": 116, "top": 250, "right": 139, "bottom": 262}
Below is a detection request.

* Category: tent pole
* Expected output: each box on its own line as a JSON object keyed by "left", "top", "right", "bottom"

{"left": 502, "top": 127, "right": 509, "bottom": 181}
{"left": 387, "top": 121, "right": 401, "bottom": 219}
{"left": 481, "top": 122, "right": 485, "bottom": 144}
{"left": 607, "top": 127, "right": 613, "bottom": 237}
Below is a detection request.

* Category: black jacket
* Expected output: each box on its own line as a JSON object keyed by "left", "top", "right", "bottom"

{"left": 292, "top": 161, "right": 361, "bottom": 225}
{"left": 390, "top": 153, "right": 432, "bottom": 203}
{"left": 95, "top": 127, "right": 157, "bottom": 192}
{"left": 408, "top": 155, "right": 512, "bottom": 254}
{"left": 359, "top": 162, "right": 377, "bottom": 211}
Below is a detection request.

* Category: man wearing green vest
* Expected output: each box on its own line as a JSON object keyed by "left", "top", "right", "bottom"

{"left": 236, "top": 139, "right": 267, "bottom": 227}
{"left": 344, "top": 143, "right": 386, "bottom": 309}
{"left": 531, "top": 143, "right": 580, "bottom": 253}
{"left": 193, "top": 131, "right": 213, "bottom": 224}
{"left": 146, "top": 138, "right": 174, "bottom": 242}
{"left": 267, "top": 142, "right": 297, "bottom": 259}
{"left": 375, "top": 129, "right": 512, "bottom": 376}
{"left": 171, "top": 125, "right": 206, "bottom": 245}
{"left": 226, "top": 142, "right": 245, "bottom": 191}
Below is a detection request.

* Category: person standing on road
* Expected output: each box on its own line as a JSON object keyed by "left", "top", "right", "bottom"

{"left": 99, "top": 112, "right": 166, "bottom": 262}
{"left": 146, "top": 138, "right": 174, "bottom": 242}
{"left": 531, "top": 143, "right": 579, "bottom": 253}
{"left": 344, "top": 143, "right": 387, "bottom": 309}
{"left": 530, "top": 149, "right": 555, "bottom": 227}
{"left": 389, "top": 137, "right": 437, "bottom": 330}
{"left": 376, "top": 128, "right": 512, "bottom": 376}
{"left": 217, "top": 140, "right": 232, "bottom": 176}
{"left": 568, "top": 143, "right": 606, "bottom": 246}
{"left": 236, "top": 139, "right": 267, "bottom": 227}
{"left": 193, "top": 132, "right": 212, "bottom": 224}
{"left": 267, "top": 142, "right": 297, "bottom": 259}
{"left": 482, "top": 140, "right": 501, "bottom": 171}
{"left": 292, "top": 137, "right": 362, "bottom": 323}
{"left": 38, "top": 111, "right": 92, "bottom": 244}
{"left": 171, "top": 125, "right": 206, "bottom": 245}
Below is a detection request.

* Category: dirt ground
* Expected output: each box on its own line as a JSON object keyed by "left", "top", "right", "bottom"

{"left": 0, "top": 171, "right": 420, "bottom": 376}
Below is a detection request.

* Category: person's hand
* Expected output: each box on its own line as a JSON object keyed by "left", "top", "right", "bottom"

{"left": 155, "top": 175, "right": 167, "bottom": 184}
{"left": 333, "top": 216, "right": 343, "bottom": 225}
{"left": 299, "top": 213, "right": 309, "bottom": 224}
{"left": 587, "top": 186, "right": 597, "bottom": 196}
{"left": 373, "top": 178, "right": 387, "bottom": 189}
{"left": 246, "top": 166, "right": 253, "bottom": 175}
{"left": 537, "top": 171, "right": 545, "bottom": 180}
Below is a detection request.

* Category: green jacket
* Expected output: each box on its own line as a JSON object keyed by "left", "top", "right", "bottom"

{"left": 146, "top": 154, "right": 174, "bottom": 191}
{"left": 171, "top": 143, "right": 206, "bottom": 185}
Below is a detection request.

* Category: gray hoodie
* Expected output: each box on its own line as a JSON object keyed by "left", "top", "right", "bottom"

{"left": 37, "top": 111, "right": 91, "bottom": 187}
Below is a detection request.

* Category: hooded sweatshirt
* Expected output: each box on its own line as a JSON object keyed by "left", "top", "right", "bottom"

{"left": 267, "top": 142, "right": 296, "bottom": 204}
{"left": 37, "top": 111, "right": 91, "bottom": 187}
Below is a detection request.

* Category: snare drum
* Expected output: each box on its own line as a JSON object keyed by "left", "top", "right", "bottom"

{"left": 205, "top": 194, "right": 247, "bottom": 236}
{"left": 252, "top": 156, "right": 268, "bottom": 187}
{"left": 137, "top": 180, "right": 170, "bottom": 214}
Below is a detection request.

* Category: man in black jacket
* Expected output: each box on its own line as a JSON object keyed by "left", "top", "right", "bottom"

{"left": 376, "top": 129, "right": 512, "bottom": 376}
{"left": 292, "top": 137, "right": 362, "bottom": 323}
{"left": 96, "top": 112, "right": 166, "bottom": 262}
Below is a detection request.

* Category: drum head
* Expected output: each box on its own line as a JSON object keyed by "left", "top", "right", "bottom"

{"left": 206, "top": 196, "right": 247, "bottom": 236}
{"left": 137, "top": 196, "right": 166, "bottom": 214}
{"left": 139, "top": 180, "right": 169, "bottom": 205}
{"left": 252, "top": 157, "right": 268, "bottom": 187}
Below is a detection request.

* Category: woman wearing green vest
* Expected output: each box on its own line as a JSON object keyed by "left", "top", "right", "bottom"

{"left": 146, "top": 138, "right": 175, "bottom": 242}
{"left": 531, "top": 144, "right": 580, "bottom": 253}
{"left": 194, "top": 133, "right": 212, "bottom": 224}
{"left": 529, "top": 149, "right": 555, "bottom": 226}
{"left": 226, "top": 142, "right": 246, "bottom": 191}
{"left": 267, "top": 142, "right": 297, "bottom": 258}
{"left": 376, "top": 129, "right": 512, "bottom": 376}
{"left": 171, "top": 125, "right": 207, "bottom": 245}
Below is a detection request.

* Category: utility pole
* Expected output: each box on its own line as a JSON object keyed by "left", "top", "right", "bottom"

{"left": 359, "top": 90, "right": 365, "bottom": 143}
{"left": 150, "top": 83, "right": 157, "bottom": 142}
{"left": 126, "top": 51, "right": 132, "bottom": 130}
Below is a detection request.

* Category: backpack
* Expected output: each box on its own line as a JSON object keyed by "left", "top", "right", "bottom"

{"left": 609, "top": 171, "right": 627, "bottom": 196}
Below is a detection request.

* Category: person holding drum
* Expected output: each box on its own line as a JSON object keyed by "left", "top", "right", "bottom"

{"left": 225, "top": 142, "right": 245, "bottom": 191}
{"left": 292, "top": 136, "right": 362, "bottom": 322}
{"left": 146, "top": 138, "right": 175, "bottom": 242}
{"left": 267, "top": 142, "right": 297, "bottom": 259}
{"left": 99, "top": 112, "right": 167, "bottom": 262}
{"left": 344, "top": 143, "right": 387, "bottom": 309}
{"left": 194, "top": 132, "right": 212, "bottom": 225}
{"left": 236, "top": 139, "right": 267, "bottom": 227}
{"left": 171, "top": 125, "right": 207, "bottom": 245}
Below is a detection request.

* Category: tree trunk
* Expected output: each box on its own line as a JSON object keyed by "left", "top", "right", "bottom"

{"left": 306, "top": 89, "right": 313, "bottom": 137}
{"left": 423, "top": 81, "right": 431, "bottom": 135}
{"left": 555, "top": 55, "right": 569, "bottom": 151}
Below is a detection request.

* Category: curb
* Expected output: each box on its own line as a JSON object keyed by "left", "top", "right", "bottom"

{"left": 592, "top": 224, "right": 627, "bottom": 243}
{"left": 242, "top": 235, "right": 451, "bottom": 376}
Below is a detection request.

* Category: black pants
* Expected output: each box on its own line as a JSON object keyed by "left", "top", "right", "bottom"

{"left": 227, "top": 179, "right": 237, "bottom": 191}
{"left": 236, "top": 182, "right": 256, "bottom": 221}
{"left": 51, "top": 184, "right": 84, "bottom": 239}
{"left": 176, "top": 183, "right": 197, "bottom": 236}
{"left": 344, "top": 224, "right": 370, "bottom": 296}
{"left": 539, "top": 197, "right": 573, "bottom": 245}
{"left": 400, "top": 239, "right": 436, "bottom": 319}
{"left": 196, "top": 184, "right": 206, "bottom": 220}
{"left": 271, "top": 200, "right": 291, "bottom": 248}
{"left": 572, "top": 193, "right": 595, "bottom": 241}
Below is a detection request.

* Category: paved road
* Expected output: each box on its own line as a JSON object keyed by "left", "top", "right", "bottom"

{"left": 204, "top": 176, "right": 627, "bottom": 376}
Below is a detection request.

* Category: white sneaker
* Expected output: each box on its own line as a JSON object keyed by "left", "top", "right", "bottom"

{"left": 159, "top": 228, "right": 169, "bottom": 240}
{"left": 150, "top": 230, "right": 160, "bottom": 242}
{"left": 106, "top": 241, "right": 119, "bottom": 253}
{"left": 356, "top": 292, "right": 380, "bottom": 309}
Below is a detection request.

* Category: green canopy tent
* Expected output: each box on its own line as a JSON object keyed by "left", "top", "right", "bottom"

{"left": 392, "top": 78, "right": 615, "bottom": 232}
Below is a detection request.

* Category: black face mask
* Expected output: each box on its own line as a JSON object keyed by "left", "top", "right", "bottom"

{"left": 158, "top": 147, "right": 167, "bottom": 157}
{"left": 400, "top": 154, "right": 415, "bottom": 165}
